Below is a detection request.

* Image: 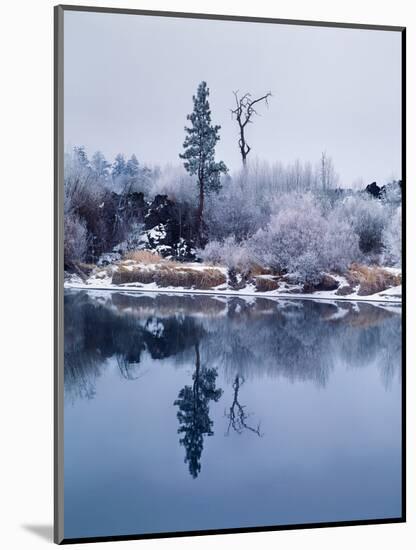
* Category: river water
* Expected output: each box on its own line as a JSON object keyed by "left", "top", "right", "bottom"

{"left": 63, "top": 290, "right": 402, "bottom": 539}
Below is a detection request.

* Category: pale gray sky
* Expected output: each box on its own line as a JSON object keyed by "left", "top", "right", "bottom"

{"left": 64, "top": 10, "right": 402, "bottom": 186}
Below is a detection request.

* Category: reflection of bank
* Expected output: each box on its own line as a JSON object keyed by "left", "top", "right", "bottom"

{"left": 64, "top": 289, "right": 402, "bottom": 404}
{"left": 174, "top": 343, "right": 223, "bottom": 478}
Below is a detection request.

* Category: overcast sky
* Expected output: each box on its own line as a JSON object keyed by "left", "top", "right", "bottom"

{"left": 64, "top": 10, "right": 402, "bottom": 186}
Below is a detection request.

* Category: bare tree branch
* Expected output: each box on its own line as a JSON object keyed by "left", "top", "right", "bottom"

{"left": 231, "top": 91, "right": 272, "bottom": 166}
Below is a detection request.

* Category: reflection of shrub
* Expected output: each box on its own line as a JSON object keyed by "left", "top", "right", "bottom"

{"left": 112, "top": 265, "right": 226, "bottom": 289}
{"left": 346, "top": 263, "right": 401, "bottom": 296}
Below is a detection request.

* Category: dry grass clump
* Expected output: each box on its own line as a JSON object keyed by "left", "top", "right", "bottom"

{"left": 346, "top": 263, "right": 401, "bottom": 296}
{"left": 112, "top": 266, "right": 155, "bottom": 285}
{"left": 156, "top": 266, "right": 226, "bottom": 289}
{"left": 112, "top": 264, "right": 226, "bottom": 289}
{"left": 255, "top": 277, "right": 279, "bottom": 292}
{"left": 123, "top": 250, "right": 163, "bottom": 264}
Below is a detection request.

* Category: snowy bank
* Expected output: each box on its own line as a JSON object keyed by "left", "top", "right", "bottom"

{"left": 65, "top": 259, "right": 402, "bottom": 305}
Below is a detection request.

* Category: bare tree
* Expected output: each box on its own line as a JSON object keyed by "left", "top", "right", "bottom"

{"left": 318, "top": 151, "right": 339, "bottom": 191}
{"left": 231, "top": 91, "right": 272, "bottom": 166}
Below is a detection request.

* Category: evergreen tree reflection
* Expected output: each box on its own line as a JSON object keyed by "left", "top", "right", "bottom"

{"left": 174, "top": 343, "right": 223, "bottom": 478}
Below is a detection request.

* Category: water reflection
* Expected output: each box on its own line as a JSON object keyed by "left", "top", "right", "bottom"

{"left": 63, "top": 290, "right": 402, "bottom": 536}
{"left": 64, "top": 291, "right": 402, "bottom": 403}
{"left": 174, "top": 343, "right": 223, "bottom": 478}
{"left": 226, "top": 375, "right": 262, "bottom": 437}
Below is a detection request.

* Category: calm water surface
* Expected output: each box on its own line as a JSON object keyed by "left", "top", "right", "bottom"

{"left": 64, "top": 290, "right": 402, "bottom": 539}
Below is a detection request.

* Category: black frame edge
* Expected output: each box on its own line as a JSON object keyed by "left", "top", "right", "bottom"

{"left": 54, "top": 4, "right": 65, "bottom": 546}
{"left": 59, "top": 517, "right": 405, "bottom": 545}
{"left": 56, "top": 4, "right": 405, "bottom": 32}
{"left": 400, "top": 26, "right": 406, "bottom": 524}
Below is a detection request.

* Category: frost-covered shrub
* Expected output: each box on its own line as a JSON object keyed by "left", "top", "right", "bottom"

{"left": 248, "top": 193, "right": 358, "bottom": 284}
{"left": 383, "top": 206, "right": 401, "bottom": 267}
{"left": 324, "top": 213, "right": 360, "bottom": 272}
{"left": 198, "top": 236, "right": 250, "bottom": 270}
{"left": 64, "top": 213, "right": 89, "bottom": 264}
{"left": 249, "top": 197, "right": 326, "bottom": 283}
{"left": 335, "top": 194, "right": 387, "bottom": 255}
{"left": 205, "top": 173, "right": 270, "bottom": 242}
{"left": 381, "top": 181, "right": 402, "bottom": 208}
{"left": 197, "top": 240, "right": 224, "bottom": 265}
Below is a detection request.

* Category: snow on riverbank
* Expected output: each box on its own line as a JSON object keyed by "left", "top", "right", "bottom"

{"left": 64, "top": 270, "right": 402, "bottom": 305}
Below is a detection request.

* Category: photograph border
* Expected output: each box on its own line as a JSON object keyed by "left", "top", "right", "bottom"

{"left": 54, "top": 4, "right": 406, "bottom": 545}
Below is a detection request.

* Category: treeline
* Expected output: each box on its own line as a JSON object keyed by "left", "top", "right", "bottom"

{"left": 64, "top": 146, "right": 151, "bottom": 265}
{"left": 64, "top": 82, "right": 401, "bottom": 281}
{"left": 64, "top": 143, "right": 401, "bottom": 281}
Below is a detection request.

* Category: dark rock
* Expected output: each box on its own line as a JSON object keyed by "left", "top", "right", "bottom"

{"left": 145, "top": 195, "right": 176, "bottom": 230}
{"left": 255, "top": 277, "right": 279, "bottom": 292}
{"left": 144, "top": 195, "right": 196, "bottom": 261}
{"left": 303, "top": 274, "right": 340, "bottom": 293}
{"left": 125, "top": 191, "right": 146, "bottom": 216}
{"left": 335, "top": 284, "right": 354, "bottom": 296}
{"left": 366, "top": 181, "right": 381, "bottom": 198}
{"left": 228, "top": 268, "right": 250, "bottom": 290}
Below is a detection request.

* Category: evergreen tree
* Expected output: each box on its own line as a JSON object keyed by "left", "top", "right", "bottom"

{"left": 180, "top": 81, "right": 227, "bottom": 243}
{"left": 91, "top": 151, "right": 110, "bottom": 179}
{"left": 112, "top": 153, "right": 127, "bottom": 179}
{"left": 73, "top": 145, "right": 89, "bottom": 168}
{"left": 125, "top": 154, "right": 140, "bottom": 178}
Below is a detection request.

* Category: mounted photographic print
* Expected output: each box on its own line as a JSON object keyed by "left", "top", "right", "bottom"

{"left": 54, "top": 5, "right": 405, "bottom": 544}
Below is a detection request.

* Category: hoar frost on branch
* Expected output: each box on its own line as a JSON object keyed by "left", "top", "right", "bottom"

{"left": 249, "top": 194, "right": 359, "bottom": 284}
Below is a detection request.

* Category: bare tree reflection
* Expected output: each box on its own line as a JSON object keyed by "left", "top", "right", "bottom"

{"left": 116, "top": 355, "right": 142, "bottom": 380}
{"left": 226, "top": 375, "right": 262, "bottom": 437}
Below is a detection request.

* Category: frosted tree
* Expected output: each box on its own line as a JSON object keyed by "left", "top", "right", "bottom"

{"left": 112, "top": 153, "right": 132, "bottom": 195}
{"left": 125, "top": 154, "right": 152, "bottom": 195}
{"left": 112, "top": 153, "right": 127, "bottom": 180}
{"left": 180, "top": 81, "right": 228, "bottom": 244}
{"left": 231, "top": 90, "right": 272, "bottom": 166}
{"left": 91, "top": 151, "right": 110, "bottom": 179}
{"left": 125, "top": 154, "right": 139, "bottom": 178}
{"left": 318, "top": 151, "right": 339, "bottom": 191}
{"left": 73, "top": 145, "right": 89, "bottom": 168}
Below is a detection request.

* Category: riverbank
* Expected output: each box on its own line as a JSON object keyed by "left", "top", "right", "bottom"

{"left": 64, "top": 258, "right": 402, "bottom": 305}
